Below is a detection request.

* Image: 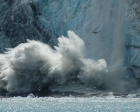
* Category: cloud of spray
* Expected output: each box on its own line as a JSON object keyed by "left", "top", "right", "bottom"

{"left": 0, "top": 31, "right": 137, "bottom": 94}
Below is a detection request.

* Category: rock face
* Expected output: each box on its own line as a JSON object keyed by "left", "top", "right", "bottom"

{"left": 0, "top": 0, "right": 140, "bottom": 78}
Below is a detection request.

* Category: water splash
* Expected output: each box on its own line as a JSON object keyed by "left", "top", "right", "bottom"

{"left": 0, "top": 31, "right": 137, "bottom": 94}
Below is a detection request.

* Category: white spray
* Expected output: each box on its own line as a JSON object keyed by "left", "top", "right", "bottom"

{"left": 0, "top": 31, "right": 136, "bottom": 94}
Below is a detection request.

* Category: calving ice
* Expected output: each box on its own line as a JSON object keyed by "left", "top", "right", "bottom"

{"left": 0, "top": 31, "right": 136, "bottom": 95}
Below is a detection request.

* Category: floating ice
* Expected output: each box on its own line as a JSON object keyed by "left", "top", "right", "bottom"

{"left": 27, "top": 93, "right": 36, "bottom": 98}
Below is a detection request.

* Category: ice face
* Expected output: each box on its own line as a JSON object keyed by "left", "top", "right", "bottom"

{"left": 37, "top": 0, "right": 140, "bottom": 79}
{"left": 38, "top": 0, "right": 128, "bottom": 66}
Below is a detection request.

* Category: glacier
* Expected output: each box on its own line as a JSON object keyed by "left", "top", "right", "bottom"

{"left": 37, "top": 0, "right": 140, "bottom": 79}
{"left": 0, "top": 0, "right": 140, "bottom": 96}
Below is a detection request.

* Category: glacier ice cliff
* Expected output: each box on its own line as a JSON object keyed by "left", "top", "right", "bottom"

{"left": 37, "top": 0, "right": 140, "bottom": 79}
{"left": 36, "top": 0, "right": 140, "bottom": 79}
{"left": 0, "top": 0, "right": 140, "bottom": 95}
{"left": 0, "top": 0, "right": 57, "bottom": 51}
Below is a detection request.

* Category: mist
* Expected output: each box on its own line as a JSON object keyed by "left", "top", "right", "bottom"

{"left": 0, "top": 31, "right": 137, "bottom": 95}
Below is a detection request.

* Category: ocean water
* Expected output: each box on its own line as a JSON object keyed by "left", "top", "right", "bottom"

{"left": 0, "top": 97, "right": 140, "bottom": 112}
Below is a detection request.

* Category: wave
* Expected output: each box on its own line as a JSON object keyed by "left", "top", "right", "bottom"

{"left": 0, "top": 31, "right": 137, "bottom": 95}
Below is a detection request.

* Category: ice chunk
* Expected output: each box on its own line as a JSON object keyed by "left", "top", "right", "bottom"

{"left": 92, "top": 24, "right": 103, "bottom": 34}
{"left": 27, "top": 93, "right": 35, "bottom": 98}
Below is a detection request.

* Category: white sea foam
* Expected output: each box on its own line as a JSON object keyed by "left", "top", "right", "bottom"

{"left": 0, "top": 31, "right": 137, "bottom": 94}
